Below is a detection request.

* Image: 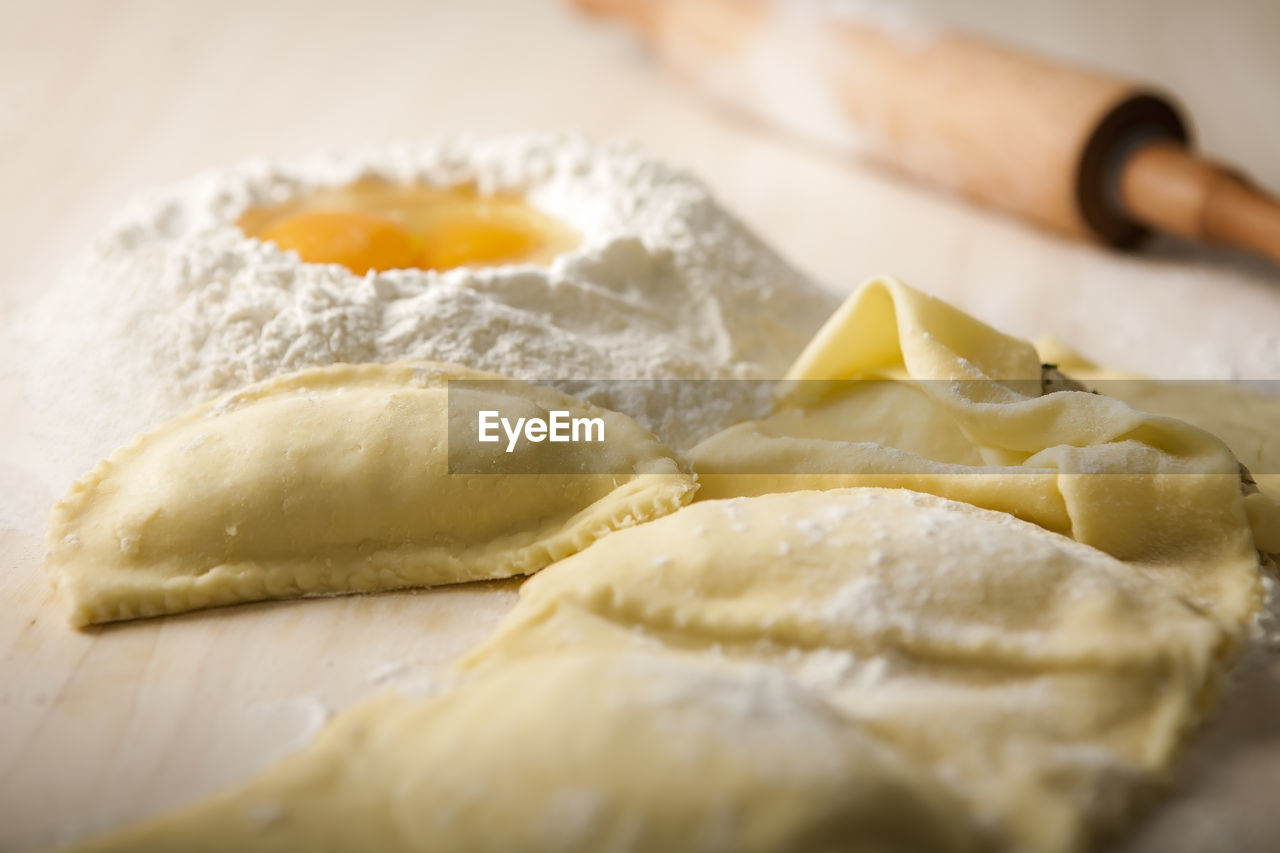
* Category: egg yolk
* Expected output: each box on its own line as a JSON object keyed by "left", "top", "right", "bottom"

{"left": 241, "top": 183, "right": 580, "bottom": 274}
{"left": 418, "top": 219, "right": 541, "bottom": 271}
{"left": 259, "top": 211, "right": 418, "bottom": 274}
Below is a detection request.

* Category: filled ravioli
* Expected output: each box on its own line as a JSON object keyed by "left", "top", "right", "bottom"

{"left": 62, "top": 651, "right": 988, "bottom": 853}
{"left": 460, "top": 488, "right": 1231, "bottom": 853}
{"left": 54, "top": 489, "right": 1242, "bottom": 853}
{"left": 45, "top": 362, "right": 695, "bottom": 627}
{"left": 51, "top": 279, "right": 1277, "bottom": 853}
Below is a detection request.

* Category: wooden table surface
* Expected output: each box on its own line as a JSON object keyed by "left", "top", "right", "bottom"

{"left": 2, "top": 1, "right": 1279, "bottom": 850}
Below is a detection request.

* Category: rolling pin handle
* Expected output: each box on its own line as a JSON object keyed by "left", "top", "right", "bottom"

{"left": 1119, "top": 143, "right": 1280, "bottom": 265}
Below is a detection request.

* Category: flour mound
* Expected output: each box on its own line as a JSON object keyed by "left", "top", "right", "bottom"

{"left": 18, "top": 133, "right": 836, "bottom": 507}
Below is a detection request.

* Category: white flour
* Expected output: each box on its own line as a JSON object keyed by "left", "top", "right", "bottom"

{"left": 15, "top": 133, "right": 837, "bottom": 523}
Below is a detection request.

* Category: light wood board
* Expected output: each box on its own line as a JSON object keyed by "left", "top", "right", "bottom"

{"left": 2, "top": 1, "right": 1279, "bottom": 850}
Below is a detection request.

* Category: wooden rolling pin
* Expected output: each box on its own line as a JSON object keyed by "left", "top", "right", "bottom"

{"left": 575, "top": 0, "right": 1280, "bottom": 265}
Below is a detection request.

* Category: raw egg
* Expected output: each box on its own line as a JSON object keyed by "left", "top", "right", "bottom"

{"left": 241, "top": 182, "right": 578, "bottom": 273}
{"left": 259, "top": 211, "right": 418, "bottom": 274}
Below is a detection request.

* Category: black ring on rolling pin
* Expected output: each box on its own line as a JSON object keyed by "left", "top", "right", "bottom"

{"left": 1077, "top": 92, "right": 1189, "bottom": 248}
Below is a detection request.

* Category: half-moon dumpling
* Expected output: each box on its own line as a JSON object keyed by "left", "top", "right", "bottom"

{"left": 460, "top": 487, "right": 1229, "bottom": 852}
{"left": 62, "top": 652, "right": 987, "bottom": 853}
{"left": 44, "top": 362, "right": 695, "bottom": 626}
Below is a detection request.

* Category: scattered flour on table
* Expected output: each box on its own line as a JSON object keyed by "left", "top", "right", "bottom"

{"left": 12, "top": 133, "right": 837, "bottom": 530}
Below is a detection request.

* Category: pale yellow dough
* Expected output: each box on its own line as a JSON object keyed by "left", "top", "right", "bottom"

{"left": 692, "top": 276, "right": 1272, "bottom": 632}
{"left": 68, "top": 488, "right": 1230, "bottom": 853}
{"left": 60, "top": 279, "right": 1275, "bottom": 853}
{"left": 44, "top": 361, "right": 695, "bottom": 626}
{"left": 462, "top": 488, "right": 1229, "bottom": 852}
{"left": 67, "top": 650, "right": 989, "bottom": 853}
{"left": 1034, "top": 336, "right": 1280, "bottom": 555}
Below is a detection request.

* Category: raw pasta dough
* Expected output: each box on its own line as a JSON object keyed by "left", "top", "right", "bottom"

{"left": 460, "top": 488, "right": 1230, "bottom": 852}
{"left": 691, "top": 276, "right": 1273, "bottom": 632}
{"left": 44, "top": 362, "right": 695, "bottom": 626}
{"left": 67, "top": 489, "right": 1230, "bottom": 853}
{"left": 65, "top": 650, "right": 988, "bottom": 853}
{"left": 58, "top": 280, "right": 1273, "bottom": 853}
{"left": 1033, "top": 336, "right": 1280, "bottom": 555}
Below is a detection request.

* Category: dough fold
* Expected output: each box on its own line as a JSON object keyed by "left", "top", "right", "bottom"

{"left": 691, "top": 276, "right": 1268, "bottom": 632}
{"left": 45, "top": 361, "right": 695, "bottom": 626}
{"left": 1033, "top": 336, "right": 1280, "bottom": 555}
